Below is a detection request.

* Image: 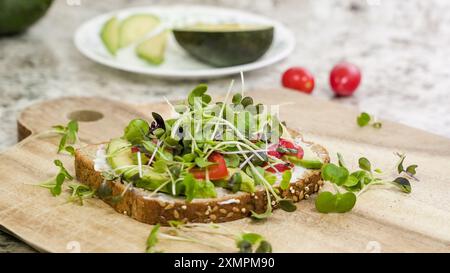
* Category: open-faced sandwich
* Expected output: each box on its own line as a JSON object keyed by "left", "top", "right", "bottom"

{"left": 75, "top": 84, "right": 329, "bottom": 225}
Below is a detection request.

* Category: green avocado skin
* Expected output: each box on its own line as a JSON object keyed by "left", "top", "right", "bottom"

{"left": 0, "top": 0, "right": 53, "bottom": 35}
{"left": 173, "top": 27, "right": 274, "bottom": 67}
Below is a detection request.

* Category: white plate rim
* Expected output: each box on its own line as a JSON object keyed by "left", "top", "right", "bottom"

{"left": 74, "top": 5, "right": 295, "bottom": 79}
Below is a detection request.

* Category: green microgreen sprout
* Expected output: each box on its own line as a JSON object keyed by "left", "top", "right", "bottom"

{"left": 357, "top": 112, "right": 382, "bottom": 129}
{"left": 145, "top": 222, "right": 272, "bottom": 253}
{"left": 52, "top": 120, "right": 79, "bottom": 155}
{"left": 38, "top": 160, "right": 73, "bottom": 196}
{"left": 395, "top": 152, "right": 419, "bottom": 180}
{"left": 315, "top": 153, "right": 418, "bottom": 213}
{"left": 68, "top": 183, "right": 96, "bottom": 205}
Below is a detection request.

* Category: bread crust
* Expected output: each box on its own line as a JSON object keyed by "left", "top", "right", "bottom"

{"left": 75, "top": 142, "right": 329, "bottom": 225}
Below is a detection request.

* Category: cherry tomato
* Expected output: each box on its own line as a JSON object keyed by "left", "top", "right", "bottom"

{"left": 329, "top": 62, "right": 361, "bottom": 96}
{"left": 190, "top": 153, "right": 229, "bottom": 181}
{"left": 282, "top": 67, "right": 315, "bottom": 94}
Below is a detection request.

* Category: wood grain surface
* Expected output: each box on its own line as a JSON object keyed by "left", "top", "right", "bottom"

{"left": 0, "top": 89, "right": 449, "bottom": 253}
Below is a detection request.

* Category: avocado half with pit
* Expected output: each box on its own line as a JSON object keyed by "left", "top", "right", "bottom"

{"left": 173, "top": 24, "right": 274, "bottom": 67}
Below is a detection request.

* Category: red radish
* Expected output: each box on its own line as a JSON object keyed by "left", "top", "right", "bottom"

{"left": 266, "top": 163, "right": 293, "bottom": 173}
{"left": 330, "top": 62, "right": 361, "bottom": 96}
{"left": 281, "top": 67, "right": 315, "bottom": 94}
{"left": 265, "top": 138, "right": 304, "bottom": 173}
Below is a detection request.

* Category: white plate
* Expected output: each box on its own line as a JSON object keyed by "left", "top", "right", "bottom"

{"left": 74, "top": 5, "right": 295, "bottom": 79}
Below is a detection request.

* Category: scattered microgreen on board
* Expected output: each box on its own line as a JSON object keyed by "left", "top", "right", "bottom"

{"left": 145, "top": 223, "right": 272, "bottom": 253}
{"left": 315, "top": 153, "right": 418, "bottom": 214}
{"left": 52, "top": 120, "right": 79, "bottom": 155}
{"left": 39, "top": 160, "right": 73, "bottom": 196}
{"left": 357, "top": 112, "right": 382, "bottom": 129}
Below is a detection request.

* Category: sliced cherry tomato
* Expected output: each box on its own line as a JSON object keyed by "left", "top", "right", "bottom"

{"left": 270, "top": 138, "right": 304, "bottom": 159}
{"left": 329, "top": 62, "right": 361, "bottom": 96}
{"left": 267, "top": 144, "right": 282, "bottom": 158}
{"left": 281, "top": 67, "right": 315, "bottom": 94}
{"left": 190, "top": 152, "right": 229, "bottom": 181}
{"left": 131, "top": 146, "right": 140, "bottom": 153}
{"left": 265, "top": 138, "right": 304, "bottom": 173}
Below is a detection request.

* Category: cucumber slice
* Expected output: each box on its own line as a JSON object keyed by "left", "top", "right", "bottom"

{"left": 119, "top": 14, "right": 160, "bottom": 48}
{"left": 100, "top": 17, "right": 119, "bottom": 55}
{"left": 136, "top": 31, "right": 168, "bottom": 65}
{"left": 106, "top": 138, "right": 133, "bottom": 173}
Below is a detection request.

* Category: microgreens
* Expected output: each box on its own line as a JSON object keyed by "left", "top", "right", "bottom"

{"left": 145, "top": 222, "right": 272, "bottom": 253}
{"left": 39, "top": 160, "right": 73, "bottom": 196}
{"left": 68, "top": 183, "right": 96, "bottom": 205}
{"left": 315, "top": 153, "right": 418, "bottom": 213}
{"left": 357, "top": 112, "right": 382, "bottom": 129}
{"left": 396, "top": 153, "right": 419, "bottom": 179}
{"left": 104, "top": 83, "right": 306, "bottom": 221}
{"left": 52, "top": 120, "right": 79, "bottom": 155}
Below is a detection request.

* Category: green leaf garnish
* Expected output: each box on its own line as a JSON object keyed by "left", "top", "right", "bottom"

{"left": 232, "top": 93, "right": 242, "bottom": 104}
{"left": 372, "top": 122, "right": 382, "bottom": 129}
{"left": 251, "top": 206, "right": 272, "bottom": 220}
{"left": 358, "top": 157, "right": 371, "bottom": 172}
{"left": 228, "top": 172, "right": 242, "bottom": 193}
{"left": 68, "top": 183, "right": 95, "bottom": 205}
{"left": 52, "top": 120, "right": 79, "bottom": 155}
{"left": 316, "top": 153, "right": 418, "bottom": 214}
{"left": 357, "top": 112, "right": 371, "bottom": 127}
{"left": 236, "top": 232, "right": 272, "bottom": 253}
{"left": 357, "top": 112, "right": 382, "bottom": 129}
{"left": 278, "top": 199, "right": 297, "bottom": 212}
{"left": 322, "top": 163, "right": 349, "bottom": 186}
{"left": 337, "top": 153, "right": 346, "bottom": 168}
{"left": 183, "top": 174, "right": 217, "bottom": 202}
{"left": 335, "top": 192, "right": 357, "bottom": 213}
{"left": 406, "top": 165, "right": 418, "bottom": 175}
{"left": 241, "top": 233, "right": 263, "bottom": 244}
{"left": 194, "top": 157, "right": 216, "bottom": 168}
{"left": 286, "top": 156, "right": 323, "bottom": 169}
{"left": 39, "top": 160, "right": 73, "bottom": 197}
{"left": 392, "top": 177, "right": 411, "bottom": 193}
{"left": 315, "top": 191, "right": 356, "bottom": 213}
{"left": 146, "top": 224, "right": 160, "bottom": 253}
{"left": 315, "top": 192, "right": 337, "bottom": 213}
{"left": 124, "top": 118, "right": 150, "bottom": 144}
{"left": 188, "top": 84, "right": 208, "bottom": 107}
{"left": 280, "top": 170, "right": 292, "bottom": 190}
{"left": 395, "top": 153, "right": 419, "bottom": 178}
{"left": 255, "top": 240, "right": 272, "bottom": 253}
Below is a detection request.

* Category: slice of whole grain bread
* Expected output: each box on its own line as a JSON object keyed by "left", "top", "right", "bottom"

{"left": 75, "top": 141, "right": 329, "bottom": 225}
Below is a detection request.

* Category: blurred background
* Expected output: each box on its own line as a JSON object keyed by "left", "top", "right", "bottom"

{"left": 0, "top": 0, "right": 449, "bottom": 252}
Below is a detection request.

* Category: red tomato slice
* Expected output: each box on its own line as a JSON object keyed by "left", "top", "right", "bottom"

{"left": 190, "top": 153, "right": 229, "bottom": 181}
{"left": 281, "top": 138, "right": 304, "bottom": 159}
{"left": 265, "top": 138, "right": 304, "bottom": 173}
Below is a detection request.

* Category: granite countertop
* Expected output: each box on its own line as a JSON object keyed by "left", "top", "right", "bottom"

{"left": 1, "top": 0, "right": 449, "bottom": 252}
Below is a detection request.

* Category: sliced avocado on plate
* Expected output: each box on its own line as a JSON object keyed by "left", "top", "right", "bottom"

{"left": 136, "top": 31, "right": 168, "bottom": 65}
{"left": 100, "top": 17, "right": 119, "bottom": 55}
{"left": 173, "top": 23, "right": 274, "bottom": 67}
{"left": 118, "top": 14, "right": 160, "bottom": 48}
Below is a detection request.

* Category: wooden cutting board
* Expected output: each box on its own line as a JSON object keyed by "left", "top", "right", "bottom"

{"left": 1, "top": 89, "right": 449, "bottom": 253}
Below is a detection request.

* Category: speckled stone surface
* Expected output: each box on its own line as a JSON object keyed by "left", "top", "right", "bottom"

{"left": 1, "top": 0, "right": 449, "bottom": 252}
